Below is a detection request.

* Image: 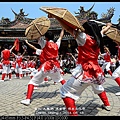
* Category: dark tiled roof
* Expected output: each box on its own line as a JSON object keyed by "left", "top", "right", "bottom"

{"left": 10, "top": 22, "right": 29, "bottom": 29}
{"left": 0, "top": 34, "right": 74, "bottom": 41}
{"left": 0, "top": 37, "right": 27, "bottom": 41}
{"left": 0, "top": 18, "right": 61, "bottom": 29}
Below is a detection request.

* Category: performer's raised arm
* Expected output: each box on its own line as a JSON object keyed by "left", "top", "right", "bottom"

{"left": 25, "top": 40, "right": 37, "bottom": 51}
{"left": 21, "top": 49, "right": 26, "bottom": 56}
{"left": 58, "top": 28, "right": 64, "bottom": 41}
{"left": 12, "top": 52, "right": 17, "bottom": 57}
{"left": 10, "top": 42, "right": 16, "bottom": 52}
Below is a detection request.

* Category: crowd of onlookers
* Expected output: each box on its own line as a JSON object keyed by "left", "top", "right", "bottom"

{"left": 98, "top": 54, "right": 120, "bottom": 74}
{"left": 60, "top": 53, "right": 120, "bottom": 75}
{"left": 0, "top": 51, "right": 120, "bottom": 80}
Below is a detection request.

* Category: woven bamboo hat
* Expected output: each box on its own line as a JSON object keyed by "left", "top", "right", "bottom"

{"left": 25, "top": 16, "right": 50, "bottom": 40}
{"left": 40, "top": 6, "right": 85, "bottom": 32}
{"left": 102, "top": 26, "right": 120, "bottom": 43}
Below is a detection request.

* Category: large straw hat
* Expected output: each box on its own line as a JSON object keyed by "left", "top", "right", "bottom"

{"left": 40, "top": 6, "right": 85, "bottom": 32}
{"left": 102, "top": 26, "right": 120, "bottom": 43}
{"left": 25, "top": 16, "right": 50, "bottom": 40}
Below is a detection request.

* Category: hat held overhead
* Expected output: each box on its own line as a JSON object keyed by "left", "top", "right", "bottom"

{"left": 25, "top": 16, "right": 50, "bottom": 40}
{"left": 40, "top": 6, "right": 85, "bottom": 32}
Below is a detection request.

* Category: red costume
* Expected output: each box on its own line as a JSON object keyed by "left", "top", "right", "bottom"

{"left": 1, "top": 49, "right": 12, "bottom": 80}
{"left": 60, "top": 21, "right": 111, "bottom": 116}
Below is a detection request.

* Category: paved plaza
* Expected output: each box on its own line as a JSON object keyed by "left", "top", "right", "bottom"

{"left": 0, "top": 73, "right": 120, "bottom": 116}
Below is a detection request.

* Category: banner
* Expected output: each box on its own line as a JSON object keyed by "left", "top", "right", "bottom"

{"left": 14, "top": 38, "right": 19, "bottom": 51}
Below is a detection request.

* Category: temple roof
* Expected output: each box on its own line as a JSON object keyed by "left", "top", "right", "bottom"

{"left": 0, "top": 7, "right": 115, "bottom": 30}
{"left": 0, "top": 7, "right": 117, "bottom": 41}
{"left": 10, "top": 22, "right": 29, "bottom": 29}
{"left": 0, "top": 18, "right": 61, "bottom": 30}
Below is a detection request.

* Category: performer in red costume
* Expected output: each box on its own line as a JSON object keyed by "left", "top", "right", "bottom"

{"left": 30, "top": 56, "right": 37, "bottom": 70}
{"left": 57, "top": 19, "right": 112, "bottom": 116}
{"left": 12, "top": 50, "right": 26, "bottom": 79}
{"left": 21, "top": 59, "right": 28, "bottom": 77}
{"left": 0, "top": 43, "right": 16, "bottom": 81}
{"left": 26, "top": 56, "right": 37, "bottom": 77}
{"left": 21, "top": 28, "right": 66, "bottom": 105}
{"left": 100, "top": 45, "right": 113, "bottom": 76}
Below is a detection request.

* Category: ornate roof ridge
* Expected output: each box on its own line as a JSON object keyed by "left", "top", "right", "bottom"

{"left": 0, "top": 7, "right": 116, "bottom": 29}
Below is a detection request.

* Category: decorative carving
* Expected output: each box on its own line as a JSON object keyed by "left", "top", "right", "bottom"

{"left": 74, "top": 3, "right": 95, "bottom": 20}
{"left": 11, "top": 8, "right": 29, "bottom": 20}
{"left": 20, "top": 8, "right": 29, "bottom": 17}
{"left": 97, "top": 7, "right": 115, "bottom": 22}
{"left": 101, "top": 7, "right": 115, "bottom": 18}
{"left": 0, "top": 9, "right": 33, "bottom": 27}
{"left": 75, "top": 5, "right": 115, "bottom": 25}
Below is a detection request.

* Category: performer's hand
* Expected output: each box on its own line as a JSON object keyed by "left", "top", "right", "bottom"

{"left": 101, "top": 23, "right": 112, "bottom": 34}
{"left": 106, "top": 23, "right": 112, "bottom": 27}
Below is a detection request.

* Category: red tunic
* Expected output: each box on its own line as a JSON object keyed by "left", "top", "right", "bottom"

{"left": 27, "top": 60, "right": 32, "bottom": 68}
{"left": 31, "top": 61, "right": 36, "bottom": 68}
{"left": 77, "top": 34, "right": 104, "bottom": 84}
{"left": 21, "top": 62, "right": 27, "bottom": 69}
{"left": 1, "top": 49, "right": 11, "bottom": 65}
{"left": 38, "top": 41, "right": 60, "bottom": 71}
{"left": 11, "top": 61, "right": 16, "bottom": 68}
{"left": 103, "top": 52, "right": 111, "bottom": 62}
{"left": 16, "top": 56, "right": 23, "bottom": 67}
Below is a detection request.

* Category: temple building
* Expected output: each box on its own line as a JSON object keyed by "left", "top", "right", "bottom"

{"left": 0, "top": 5, "right": 119, "bottom": 56}
{"left": 0, "top": 8, "right": 77, "bottom": 56}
